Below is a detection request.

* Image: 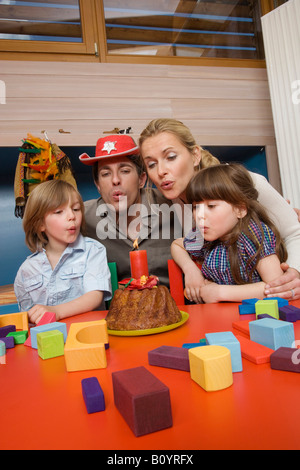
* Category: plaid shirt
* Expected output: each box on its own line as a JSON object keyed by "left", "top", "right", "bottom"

{"left": 183, "top": 220, "right": 277, "bottom": 284}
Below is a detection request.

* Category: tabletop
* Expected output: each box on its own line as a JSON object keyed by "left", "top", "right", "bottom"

{"left": 1, "top": 301, "right": 300, "bottom": 451}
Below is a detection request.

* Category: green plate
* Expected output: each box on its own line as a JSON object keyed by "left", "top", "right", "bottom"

{"left": 107, "top": 311, "right": 189, "bottom": 337}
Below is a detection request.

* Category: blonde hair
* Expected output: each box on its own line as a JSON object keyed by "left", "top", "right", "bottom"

{"left": 23, "top": 179, "right": 85, "bottom": 252}
{"left": 139, "top": 118, "right": 220, "bottom": 169}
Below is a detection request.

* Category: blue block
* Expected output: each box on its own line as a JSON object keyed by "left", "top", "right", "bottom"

{"left": 81, "top": 377, "right": 105, "bottom": 414}
{"left": 182, "top": 342, "right": 206, "bottom": 349}
{"left": 249, "top": 318, "right": 295, "bottom": 350}
{"left": 30, "top": 322, "right": 67, "bottom": 349}
{"left": 205, "top": 331, "right": 243, "bottom": 372}
{"left": 242, "top": 298, "right": 259, "bottom": 305}
{"left": 239, "top": 304, "right": 256, "bottom": 315}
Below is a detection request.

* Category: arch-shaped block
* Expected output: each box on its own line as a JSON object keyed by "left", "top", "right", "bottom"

{"left": 189, "top": 345, "right": 233, "bottom": 392}
{"left": 64, "top": 320, "right": 108, "bottom": 372}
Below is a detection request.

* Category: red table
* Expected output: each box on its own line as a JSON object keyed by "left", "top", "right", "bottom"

{"left": 1, "top": 301, "right": 300, "bottom": 450}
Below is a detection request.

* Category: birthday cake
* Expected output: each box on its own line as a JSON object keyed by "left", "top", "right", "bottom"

{"left": 105, "top": 282, "right": 182, "bottom": 331}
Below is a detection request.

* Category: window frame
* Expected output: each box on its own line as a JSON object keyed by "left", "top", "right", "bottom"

{"left": 0, "top": 0, "right": 276, "bottom": 67}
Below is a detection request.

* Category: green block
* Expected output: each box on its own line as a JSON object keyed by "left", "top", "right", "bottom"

{"left": 7, "top": 330, "right": 28, "bottom": 344}
{"left": 37, "top": 330, "right": 65, "bottom": 360}
{"left": 255, "top": 299, "right": 279, "bottom": 319}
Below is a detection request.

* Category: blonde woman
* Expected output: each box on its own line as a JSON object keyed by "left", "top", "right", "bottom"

{"left": 139, "top": 118, "right": 300, "bottom": 300}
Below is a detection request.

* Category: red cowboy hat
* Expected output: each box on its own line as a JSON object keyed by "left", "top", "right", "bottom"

{"left": 79, "top": 135, "right": 139, "bottom": 166}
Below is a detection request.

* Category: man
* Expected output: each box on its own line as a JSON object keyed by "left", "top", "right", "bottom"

{"left": 79, "top": 135, "right": 180, "bottom": 287}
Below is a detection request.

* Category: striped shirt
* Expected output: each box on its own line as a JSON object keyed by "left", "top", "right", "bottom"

{"left": 183, "top": 220, "right": 277, "bottom": 285}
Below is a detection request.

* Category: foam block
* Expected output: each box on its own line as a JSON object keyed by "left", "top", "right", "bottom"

{"left": 7, "top": 330, "right": 28, "bottom": 344}
{"left": 189, "top": 345, "right": 233, "bottom": 392}
{"left": 270, "top": 347, "right": 300, "bottom": 373}
{"left": 255, "top": 299, "right": 279, "bottom": 319}
{"left": 30, "top": 322, "right": 67, "bottom": 349}
{"left": 232, "top": 320, "right": 251, "bottom": 337}
{"left": 148, "top": 345, "right": 190, "bottom": 371}
{"left": 81, "top": 377, "right": 105, "bottom": 413}
{"left": 0, "top": 325, "right": 16, "bottom": 338}
{"left": 37, "top": 330, "right": 65, "bottom": 360}
{"left": 235, "top": 334, "right": 274, "bottom": 364}
{"left": 264, "top": 297, "right": 289, "bottom": 308}
{"left": 64, "top": 320, "right": 108, "bottom": 372}
{"left": 249, "top": 318, "right": 295, "bottom": 350}
{"left": 112, "top": 366, "right": 172, "bottom": 437}
{"left": 0, "top": 340, "right": 6, "bottom": 365}
{"left": 239, "top": 298, "right": 259, "bottom": 315}
{"left": 0, "top": 312, "right": 28, "bottom": 331}
{"left": 205, "top": 331, "right": 243, "bottom": 372}
{"left": 182, "top": 342, "right": 206, "bottom": 349}
{"left": 0, "top": 336, "right": 15, "bottom": 349}
{"left": 279, "top": 305, "right": 300, "bottom": 323}
{"left": 24, "top": 311, "right": 56, "bottom": 347}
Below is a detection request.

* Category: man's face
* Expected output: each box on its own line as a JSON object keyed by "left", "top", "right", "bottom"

{"left": 95, "top": 157, "right": 146, "bottom": 213}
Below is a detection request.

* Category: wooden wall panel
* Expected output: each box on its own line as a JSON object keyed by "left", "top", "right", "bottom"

{"left": 0, "top": 60, "right": 281, "bottom": 189}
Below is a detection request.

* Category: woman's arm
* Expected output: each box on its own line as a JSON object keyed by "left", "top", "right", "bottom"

{"left": 27, "top": 290, "right": 103, "bottom": 324}
{"left": 251, "top": 172, "right": 300, "bottom": 298}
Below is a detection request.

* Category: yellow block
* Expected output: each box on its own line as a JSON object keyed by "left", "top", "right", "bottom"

{"left": 0, "top": 312, "right": 28, "bottom": 331}
{"left": 64, "top": 320, "right": 108, "bottom": 372}
{"left": 189, "top": 345, "right": 233, "bottom": 392}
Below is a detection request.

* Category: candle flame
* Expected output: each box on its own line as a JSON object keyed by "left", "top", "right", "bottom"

{"left": 133, "top": 238, "right": 139, "bottom": 250}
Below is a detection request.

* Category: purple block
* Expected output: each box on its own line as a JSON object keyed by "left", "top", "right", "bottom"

{"left": 112, "top": 366, "right": 172, "bottom": 437}
{"left": 148, "top": 345, "right": 190, "bottom": 371}
{"left": 279, "top": 305, "right": 300, "bottom": 322}
{"left": 81, "top": 377, "right": 105, "bottom": 414}
{"left": 0, "top": 336, "right": 15, "bottom": 349}
{"left": 257, "top": 314, "right": 276, "bottom": 320}
{"left": 270, "top": 347, "right": 300, "bottom": 373}
{"left": 0, "top": 325, "right": 16, "bottom": 338}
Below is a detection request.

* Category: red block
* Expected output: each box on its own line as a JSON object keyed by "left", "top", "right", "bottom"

{"left": 236, "top": 334, "right": 273, "bottom": 364}
{"left": 112, "top": 366, "right": 173, "bottom": 437}
{"left": 232, "top": 320, "right": 251, "bottom": 337}
{"left": 270, "top": 347, "right": 300, "bottom": 373}
{"left": 148, "top": 345, "right": 190, "bottom": 371}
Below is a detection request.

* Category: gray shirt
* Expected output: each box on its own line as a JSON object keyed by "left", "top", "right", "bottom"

{"left": 84, "top": 188, "right": 181, "bottom": 287}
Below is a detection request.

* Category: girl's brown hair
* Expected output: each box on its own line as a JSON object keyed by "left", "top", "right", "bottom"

{"left": 23, "top": 179, "right": 85, "bottom": 252}
{"left": 186, "top": 163, "right": 287, "bottom": 284}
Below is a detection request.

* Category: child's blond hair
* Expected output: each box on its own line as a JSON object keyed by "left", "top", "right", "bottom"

{"left": 23, "top": 179, "right": 85, "bottom": 252}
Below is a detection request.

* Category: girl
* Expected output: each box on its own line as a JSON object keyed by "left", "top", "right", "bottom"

{"left": 14, "top": 180, "right": 111, "bottom": 323}
{"left": 171, "top": 163, "right": 287, "bottom": 303}
{"left": 139, "top": 118, "right": 300, "bottom": 300}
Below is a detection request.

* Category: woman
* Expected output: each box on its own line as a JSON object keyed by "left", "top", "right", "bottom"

{"left": 139, "top": 118, "right": 300, "bottom": 300}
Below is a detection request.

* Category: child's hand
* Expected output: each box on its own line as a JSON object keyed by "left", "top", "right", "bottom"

{"left": 27, "top": 304, "right": 56, "bottom": 325}
{"left": 184, "top": 268, "right": 205, "bottom": 304}
{"left": 200, "top": 280, "right": 221, "bottom": 303}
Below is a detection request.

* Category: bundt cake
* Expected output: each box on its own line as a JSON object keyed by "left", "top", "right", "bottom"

{"left": 106, "top": 285, "right": 182, "bottom": 331}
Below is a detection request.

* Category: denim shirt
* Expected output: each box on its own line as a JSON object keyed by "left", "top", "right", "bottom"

{"left": 14, "top": 234, "right": 112, "bottom": 312}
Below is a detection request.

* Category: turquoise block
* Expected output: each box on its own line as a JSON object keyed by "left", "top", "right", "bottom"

{"left": 0, "top": 340, "right": 6, "bottom": 355}
{"left": 205, "top": 331, "right": 243, "bottom": 372}
{"left": 30, "top": 322, "right": 67, "bottom": 349}
{"left": 249, "top": 318, "right": 295, "bottom": 350}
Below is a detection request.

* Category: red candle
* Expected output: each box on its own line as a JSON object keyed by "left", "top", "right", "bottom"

{"left": 130, "top": 250, "right": 149, "bottom": 279}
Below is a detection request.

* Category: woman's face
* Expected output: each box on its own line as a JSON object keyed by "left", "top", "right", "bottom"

{"left": 140, "top": 132, "right": 201, "bottom": 201}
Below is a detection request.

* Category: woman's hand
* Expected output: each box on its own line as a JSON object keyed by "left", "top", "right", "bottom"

{"left": 184, "top": 266, "right": 205, "bottom": 304}
{"left": 264, "top": 263, "right": 300, "bottom": 300}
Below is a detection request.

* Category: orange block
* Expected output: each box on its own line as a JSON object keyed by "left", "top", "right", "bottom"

{"left": 236, "top": 334, "right": 273, "bottom": 364}
{"left": 232, "top": 320, "right": 251, "bottom": 337}
{"left": 0, "top": 312, "right": 28, "bottom": 331}
{"left": 64, "top": 320, "right": 108, "bottom": 372}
